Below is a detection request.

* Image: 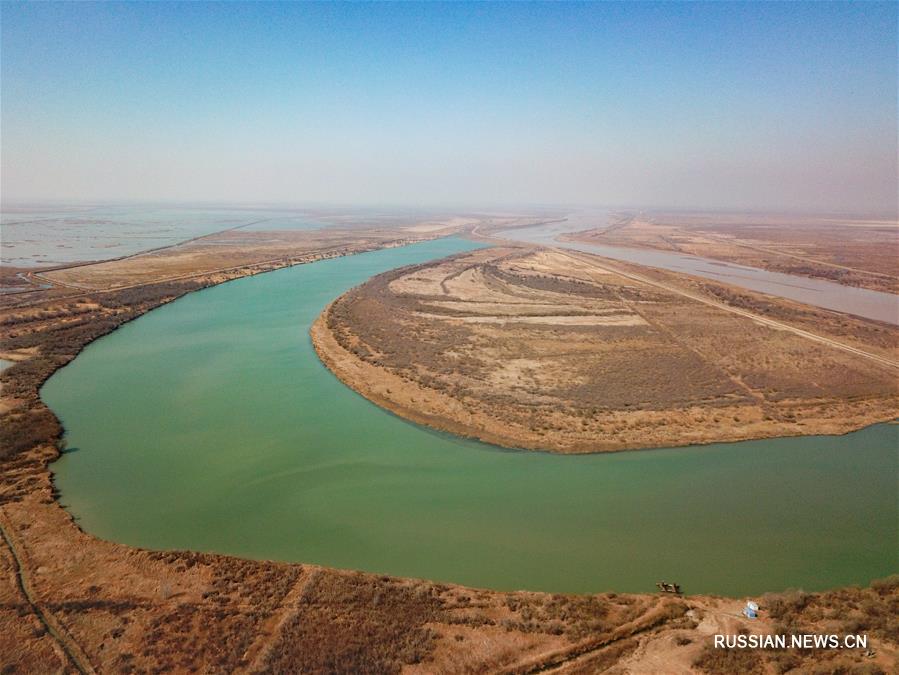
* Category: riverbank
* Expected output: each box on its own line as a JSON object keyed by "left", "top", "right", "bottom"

{"left": 313, "top": 246, "right": 899, "bottom": 454}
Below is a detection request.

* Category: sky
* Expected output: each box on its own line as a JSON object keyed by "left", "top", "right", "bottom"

{"left": 1, "top": 1, "right": 896, "bottom": 213}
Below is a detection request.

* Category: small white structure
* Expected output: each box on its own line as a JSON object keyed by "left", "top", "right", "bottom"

{"left": 742, "top": 601, "right": 759, "bottom": 619}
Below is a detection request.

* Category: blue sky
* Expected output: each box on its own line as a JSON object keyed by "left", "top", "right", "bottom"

{"left": 1, "top": 1, "right": 896, "bottom": 212}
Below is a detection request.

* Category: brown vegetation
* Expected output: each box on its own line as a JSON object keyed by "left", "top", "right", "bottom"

{"left": 314, "top": 247, "right": 898, "bottom": 453}
{"left": 571, "top": 212, "right": 899, "bottom": 293}
{"left": 693, "top": 577, "right": 899, "bottom": 675}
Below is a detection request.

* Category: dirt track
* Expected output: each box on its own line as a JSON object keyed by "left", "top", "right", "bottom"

{"left": 0, "top": 511, "right": 94, "bottom": 673}
{"left": 556, "top": 249, "right": 899, "bottom": 370}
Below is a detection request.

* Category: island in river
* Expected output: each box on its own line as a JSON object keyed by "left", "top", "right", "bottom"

{"left": 313, "top": 245, "right": 898, "bottom": 453}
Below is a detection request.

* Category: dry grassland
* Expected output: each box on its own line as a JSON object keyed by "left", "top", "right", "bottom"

{"left": 315, "top": 247, "right": 898, "bottom": 452}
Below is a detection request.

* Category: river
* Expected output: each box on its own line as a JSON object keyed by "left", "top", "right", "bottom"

{"left": 500, "top": 214, "right": 899, "bottom": 325}
{"left": 43, "top": 237, "right": 898, "bottom": 596}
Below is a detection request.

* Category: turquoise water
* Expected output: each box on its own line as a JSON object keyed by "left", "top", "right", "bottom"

{"left": 43, "top": 238, "right": 898, "bottom": 596}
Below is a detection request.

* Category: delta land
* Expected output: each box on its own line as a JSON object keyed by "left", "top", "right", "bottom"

{"left": 1, "top": 211, "right": 897, "bottom": 673}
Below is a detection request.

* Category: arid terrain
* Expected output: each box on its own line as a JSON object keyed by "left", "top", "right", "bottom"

{"left": 4, "top": 214, "right": 526, "bottom": 299}
{"left": 1, "top": 222, "right": 897, "bottom": 673}
{"left": 568, "top": 213, "right": 899, "bottom": 293}
{"left": 314, "top": 246, "right": 898, "bottom": 453}
{"left": 3, "top": 0, "right": 897, "bottom": 669}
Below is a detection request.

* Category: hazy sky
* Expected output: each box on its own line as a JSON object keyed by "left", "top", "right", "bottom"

{"left": 2, "top": 1, "right": 896, "bottom": 212}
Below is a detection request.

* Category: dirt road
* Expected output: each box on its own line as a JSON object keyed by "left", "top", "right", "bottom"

{"left": 0, "top": 510, "right": 95, "bottom": 673}
{"left": 557, "top": 249, "right": 899, "bottom": 370}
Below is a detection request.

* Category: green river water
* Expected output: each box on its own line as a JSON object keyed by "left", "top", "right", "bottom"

{"left": 43, "top": 238, "right": 898, "bottom": 596}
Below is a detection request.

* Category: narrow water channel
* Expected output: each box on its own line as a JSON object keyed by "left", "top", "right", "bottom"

{"left": 503, "top": 216, "right": 899, "bottom": 325}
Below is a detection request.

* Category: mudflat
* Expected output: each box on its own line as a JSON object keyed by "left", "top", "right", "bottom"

{"left": 314, "top": 246, "right": 898, "bottom": 453}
